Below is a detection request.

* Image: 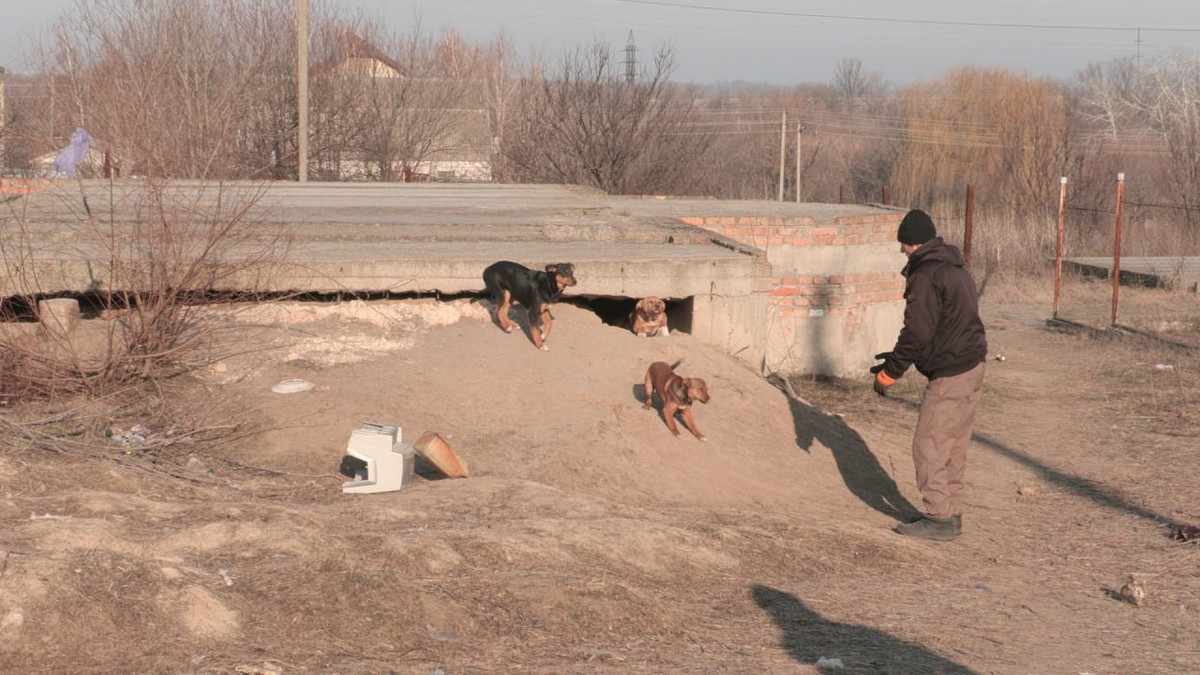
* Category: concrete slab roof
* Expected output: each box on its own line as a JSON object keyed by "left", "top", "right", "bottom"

{"left": 3, "top": 181, "right": 898, "bottom": 297}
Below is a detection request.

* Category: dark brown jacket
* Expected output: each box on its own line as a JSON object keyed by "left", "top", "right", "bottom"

{"left": 882, "top": 237, "right": 987, "bottom": 380}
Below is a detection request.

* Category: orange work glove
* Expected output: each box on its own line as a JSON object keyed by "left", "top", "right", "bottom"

{"left": 870, "top": 352, "right": 896, "bottom": 396}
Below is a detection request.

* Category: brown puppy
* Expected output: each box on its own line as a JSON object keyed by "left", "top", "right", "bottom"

{"left": 643, "top": 360, "right": 710, "bottom": 440}
{"left": 629, "top": 296, "right": 669, "bottom": 337}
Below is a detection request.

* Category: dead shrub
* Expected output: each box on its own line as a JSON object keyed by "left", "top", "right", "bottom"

{"left": 0, "top": 177, "right": 287, "bottom": 424}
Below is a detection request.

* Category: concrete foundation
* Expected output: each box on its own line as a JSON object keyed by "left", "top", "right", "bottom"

{"left": 1, "top": 181, "right": 907, "bottom": 377}
{"left": 37, "top": 298, "right": 82, "bottom": 338}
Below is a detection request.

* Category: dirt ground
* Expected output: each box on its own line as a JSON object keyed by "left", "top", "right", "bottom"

{"left": 1, "top": 275, "right": 1199, "bottom": 674}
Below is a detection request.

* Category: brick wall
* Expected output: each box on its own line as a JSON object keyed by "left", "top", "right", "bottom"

{"left": 681, "top": 211, "right": 906, "bottom": 376}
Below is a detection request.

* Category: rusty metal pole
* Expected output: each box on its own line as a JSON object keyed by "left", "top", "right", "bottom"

{"left": 963, "top": 184, "right": 975, "bottom": 267}
{"left": 1111, "top": 173, "right": 1125, "bottom": 326}
{"left": 1053, "top": 177, "right": 1068, "bottom": 319}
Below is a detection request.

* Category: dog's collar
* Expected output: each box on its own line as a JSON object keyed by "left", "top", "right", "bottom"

{"left": 669, "top": 379, "right": 690, "bottom": 404}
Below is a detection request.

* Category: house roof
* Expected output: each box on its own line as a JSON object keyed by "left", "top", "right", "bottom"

{"left": 339, "top": 32, "right": 405, "bottom": 78}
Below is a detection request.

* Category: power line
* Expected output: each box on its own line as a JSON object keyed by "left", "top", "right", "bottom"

{"left": 669, "top": 106, "right": 1177, "bottom": 154}
{"left": 615, "top": 0, "right": 1200, "bottom": 34}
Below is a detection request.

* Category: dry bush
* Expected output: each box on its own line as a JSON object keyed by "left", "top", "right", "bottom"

{"left": 0, "top": 178, "right": 286, "bottom": 409}
{"left": 921, "top": 200, "right": 1047, "bottom": 278}
{"left": 891, "top": 67, "right": 1073, "bottom": 216}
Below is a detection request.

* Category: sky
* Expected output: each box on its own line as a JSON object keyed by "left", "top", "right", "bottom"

{"left": 1, "top": 0, "right": 1198, "bottom": 85}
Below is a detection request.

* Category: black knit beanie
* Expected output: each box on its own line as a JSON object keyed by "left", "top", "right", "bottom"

{"left": 897, "top": 209, "right": 936, "bottom": 245}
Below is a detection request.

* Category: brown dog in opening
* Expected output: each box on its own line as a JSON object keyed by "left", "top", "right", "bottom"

{"left": 643, "top": 360, "right": 710, "bottom": 440}
{"left": 629, "top": 296, "right": 669, "bottom": 337}
{"left": 482, "top": 261, "right": 577, "bottom": 351}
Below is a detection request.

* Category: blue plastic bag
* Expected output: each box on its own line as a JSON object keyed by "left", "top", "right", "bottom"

{"left": 53, "top": 127, "right": 93, "bottom": 177}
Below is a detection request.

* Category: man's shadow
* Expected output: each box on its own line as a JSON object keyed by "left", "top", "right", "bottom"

{"left": 771, "top": 375, "right": 920, "bottom": 523}
{"left": 752, "top": 584, "right": 977, "bottom": 673}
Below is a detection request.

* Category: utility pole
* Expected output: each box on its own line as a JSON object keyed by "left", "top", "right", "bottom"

{"left": 297, "top": 0, "right": 309, "bottom": 182}
{"left": 777, "top": 110, "right": 786, "bottom": 201}
{"left": 1135, "top": 27, "right": 1142, "bottom": 85}
{"left": 0, "top": 67, "right": 6, "bottom": 167}
{"left": 795, "top": 122, "right": 805, "bottom": 203}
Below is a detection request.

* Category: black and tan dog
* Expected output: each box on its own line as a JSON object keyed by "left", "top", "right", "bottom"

{"left": 629, "top": 296, "right": 669, "bottom": 337}
{"left": 643, "top": 360, "right": 710, "bottom": 440}
{"left": 482, "top": 261, "right": 577, "bottom": 351}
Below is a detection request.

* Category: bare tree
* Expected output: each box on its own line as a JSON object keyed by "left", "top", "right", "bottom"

{"left": 802, "top": 72, "right": 898, "bottom": 204}
{"left": 304, "top": 13, "right": 374, "bottom": 180}
{"left": 327, "top": 22, "right": 479, "bottom": 181}
{"left": 0, "top": 71, "right": 44, "bottom": 171}
{"left": 504, "top": 40, "right": 710, "bottom": 195}
{"left": 1073, "top": 57, "right": 1141, "bottom": 138}
{"left": 1130, "top": 51, "right": 1200, "bottom": 230}
{"left": 16, "top": 0, "right": 304, "bottom": 179}
{"left": 831, "top": 57, "right": 886, "bottom": 110}
{"left": 479, "top": 32, "right": 521, "bottom": 182}
{"left": 670, "top": 91, "right": 781, "bottom": 200}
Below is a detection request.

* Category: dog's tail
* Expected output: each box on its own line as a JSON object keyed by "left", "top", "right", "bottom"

{"left": 668, "top": 359, "right": 682, "bottom": 370}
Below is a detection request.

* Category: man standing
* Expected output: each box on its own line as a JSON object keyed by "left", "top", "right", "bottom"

{"left": 872, "top": 209, "right": 987, "bottom": 541}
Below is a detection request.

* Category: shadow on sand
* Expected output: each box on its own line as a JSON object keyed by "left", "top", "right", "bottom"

{"left": 886, "top": 396, "right": 1188, "bottom": 533}
{"left": 772, "top": 375, "right": 920, "bottom": 523}
{"left": 779, "top": 371, "right": 1188, "bottom": 535}
{"left": 752, "top": 584, "right": 978, "bottom": 673}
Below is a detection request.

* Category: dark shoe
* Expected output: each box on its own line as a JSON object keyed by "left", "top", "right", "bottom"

{"left": 904, "top": 513, "right": 963, "bottom": 534}
{"left": 903, "top": 513, "right": 962, "bottom": 534}
{"left": 895, "top": 516, "right": 958, "bottom": 541}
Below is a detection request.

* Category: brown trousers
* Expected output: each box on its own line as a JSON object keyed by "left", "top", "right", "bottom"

{"left": 912, "top": 362, "right": 985, "bottom": 520}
